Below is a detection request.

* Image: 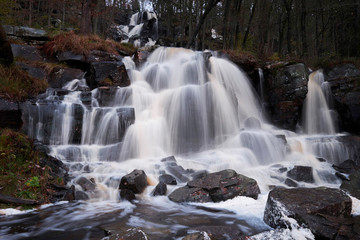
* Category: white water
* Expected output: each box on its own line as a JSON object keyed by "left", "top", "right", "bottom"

{"left": 18, "top": 47, "right": 358, "bottom": 239}
{"left": 303, "top": 70, "right": 336, "bottom": 134}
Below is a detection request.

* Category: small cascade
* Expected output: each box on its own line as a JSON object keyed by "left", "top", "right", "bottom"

{"left": 302, "top": 70, "right": 337, "bottom": 134}
{"left": 111, "top": 11, "right": 158, "bottom": 47}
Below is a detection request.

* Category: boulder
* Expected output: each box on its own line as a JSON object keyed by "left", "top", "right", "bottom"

{"left": 152, "top": 182, "right": 167, "bottom": 196}
{"left": 340, "top": 169, "right": 360, "bottom": 199}
{"left": 168, "top": 186, "right": 212, "bottom": 203}
{"left": 63, "top": 185, "right": 75, "bottom": 201}
{"left": 264, "top": 187, "right": 352, "bottom": 239}
{"left": 159, "top": 174, "right": 177, "bottom": 185}
{"left": 76, "top": 177, "right": 96, "bottom": 192}
{"left": 120, "top": 189, "right": 136, "bottom": 201}
{"left": 336, "top": 136, "right": 360, "bottom": 165}
{"left": 0, "top": 98, "right": 22, "bottom": 129}
{"left": 0, "top": 24, "right": 14, "bottom": 66}
{"left": 119, "top": 169, "right": 148, "bottom": 194}
{"left": 91, "top": 61, "right": 130, "bottom": 88}
{"left": 48, "top": 67, "right": 85, "bottom": 88}
{"left": 75, "top": 190, "right": 89, "bottom": 200}
{"left": 325, "top": 64, "right": 360, "bottom": 134}
{"left": 168, "top": 169, "right": 260, "bottom": 203}
{"left": 333, "top": 159, "right": 358, "bottom": 174}
{"left": 161, "top": 156, "right": 190, "bottom": 183}
{"left": 286, "top": 165, "right": 314, "bottom": 183}
{"left": 264, "top": 63, "right": 309, "bottom": 130}
{"left": 4, "top": 25, "right": 47, "bottom": 40}
{"left": 11, "top": 44, "right": 43, "bottom": 61}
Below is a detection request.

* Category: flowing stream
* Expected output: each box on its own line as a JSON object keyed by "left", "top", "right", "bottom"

{"left": 0, "top": 47, "right": 356, "bottom": 239}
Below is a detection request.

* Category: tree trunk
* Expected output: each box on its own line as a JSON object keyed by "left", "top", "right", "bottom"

{"left": 242, "top": 0, "right": 257, "bottom": 49}
{"left": 81, "top": 0, "right": 92, "bottom": 35}
{"left": 186, "top": 0, "right": 220, "bottom": 49}
{"left": 300, "top": 0, "right": 307, "bottom": 56}
{"left": 283, "top": 0, "right": 292, "bottom": 54}
{"left": 29, "top": 0, "right": 33, "bottom": 27}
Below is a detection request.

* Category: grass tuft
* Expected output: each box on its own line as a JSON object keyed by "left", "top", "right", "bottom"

{"left": 43, "top": 31, "right": 136, "bottom": 57}
{"left": 0, "top": 65, "right": 48, "bottom": 101}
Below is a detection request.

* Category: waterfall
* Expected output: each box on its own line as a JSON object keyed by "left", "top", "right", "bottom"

{"left": 22, "top": 47, "right": 349, "bottom": 204}
{"left": 302, "top": 70, "right": 337, "bottom": 135}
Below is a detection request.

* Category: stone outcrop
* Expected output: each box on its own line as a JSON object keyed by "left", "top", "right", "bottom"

{"left": 169, "top": 169, "right": 260, "bottom": 203}
{"left": 264, "top": 187, "right": 353, "bottom": 239}
{"left": 325, "top": 64, "right": 360, "bottom": 135}
{"left": 264, "top": 63, "right": 309, "bottom": 130}
{"left": 0, "top": 98, "right": 22, "bottom": 129}
{"left": 0, "top": 24, "right": 14, "bottom": 66}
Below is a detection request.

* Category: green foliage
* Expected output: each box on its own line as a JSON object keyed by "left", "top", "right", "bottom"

{"left": 0, "top": 129, "right": 47, "bottom": 202}
{"left": 0, "top": 64, "right": 48, "bottom": 101}
{"left": 25, "top": 176, "right": 40, "bottom": 188}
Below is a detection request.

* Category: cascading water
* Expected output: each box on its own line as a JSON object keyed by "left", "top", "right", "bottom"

{"left": 302, "top": 70, "right": 337, "bottom": 135}
{"left": 3, "top": 47, "right": 357, "bottom": 239}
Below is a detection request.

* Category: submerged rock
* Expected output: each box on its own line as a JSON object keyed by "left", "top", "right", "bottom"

{"left": 152, "top": 182, "right": 167, "bottom": 196}
{"left": 76, "top": 177, "right": 96, "bottom": 192}
{"left": 103, "top": 227, "right": 149, "bottom": 240}
{"left": 182, "top": 231, "right": 211, "bottom": 240}
{"left": 119, "top": 169, "right": 148, "bottom": 194}
{"left": 286, "top": 165, "right": 314, "bottom": 183}
{"left": 264, "top": 187, "right": 352, "bottom": 239}
{"left": 159, "top": 174, "right": 177, "bottom": 185}
{"left": 168, "top": 169, "right": 260, "bottom": 203}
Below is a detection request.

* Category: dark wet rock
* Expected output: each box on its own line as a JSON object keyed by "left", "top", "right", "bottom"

{"left": 317, "top": 157, "right": 327, "bottom": 162}
{"left": 278, "top": 167, "right": 287, "bottom": 173}
{"left": 275, "top": 135, "right": 287, "bottom": 145}
{"left": 0, "top": 98, "right": 22, "bottom": 129}
{"left": 0, "top": 24, "right": 14, "bottom": 66}
{"left": 336, "top": 136, "right": 360, "bottom": 165}
{"left": 166, "top": 165, "right": 190, "bottom": 183}
{"left": 120, "top": 189, "right": 136, "bottom": 201}
{"left": 80, "top": 91, "right": 92, "bottom": 105}
{"left": 264, "top": 63, "right": 309, "bottom": 130}
{"left": 182, "top": 231, "right": 211, "bottom": 240}
{"left": 191, "top": 170, "right": 208, "bottom": 181}
{"left": 76, "top": 177, "right": 96, "bottom": 192}
{"left": 340, "top": 169, "right": 360, "bottom": 199}
{"left": 5, "top": 25, "right": 47, "bottom": 40}
{"left": 57, "top": 51, "right": 86, "bottom": 63}
{"left": 11, "top": 44, "right": 43, "bottom": 61}
{"left": 119, "top": 169, "right": 148, "bottom": 194}
{"left": 192, "top": 225, "right": 243, "bottom": 240}
{"left": 325, "top": 64, "right": 360, "bottom": 134}
{"left": 333, "top": 159, "right": 358, "bottom": 174}
{"left": 16, "top": 62, "right": 46, "bottom": 79}
{"left": 264, "top": 187, "right": 352, "bottom": 239}
{"left": 63, "top": 185, "right": 75, "bottom": 201}
{"left": 88, "top": 50, "right": 120, "bottom": 62}
{"left": 0, "top": 193, "right": 41, "bottom": 206}
{"left": 48, "top": 67, "right": 85, "bottom": 88}
{"left": 152, "top": 182, "right": 167, "bottom": 196}
{"left": 39, "top": 154, "right": 69, "bottom": 181}
{"left": 169, "top": 169, "right": 260, "bottom": 203}
{"left": 286, "top": 165, "right": 314, "bottom": 183}
{"left": 95, "top": 86, "right": 132, "bottom": 106}
{"left": 284, "top": 178, "right": 298, "bottom": 187}
{"left": 161, "top": 156, "right": 190, "bottom": 182}
{"left": 244, "top": 117, "right": 261, "bottom": 129}
{"left": 75, "top": 190, "right": 89, "bottom": 200}
{"left": 159, "top": 174, "right": 177, "bottom": 185}
{"left": 103, "top": 227, "right": 148, "bottom": 240}
{"left": 168, "top": 186, "right": 212, "bottom": 203}
{"left": 91, "top": 61, "right": 130, "bottom": 88}
{"left": 336, "top": 172, "right": 350, "bottom": 181}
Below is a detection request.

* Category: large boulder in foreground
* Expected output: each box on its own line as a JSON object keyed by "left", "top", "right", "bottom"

{"left": 169, "top": 169, "right": 260, "bottom": 203}
{"left": 341, "top": 168, "right": 360, "bottom": 199}
{"left": 264, "top": 187, "right": 353, "bottom": 239}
